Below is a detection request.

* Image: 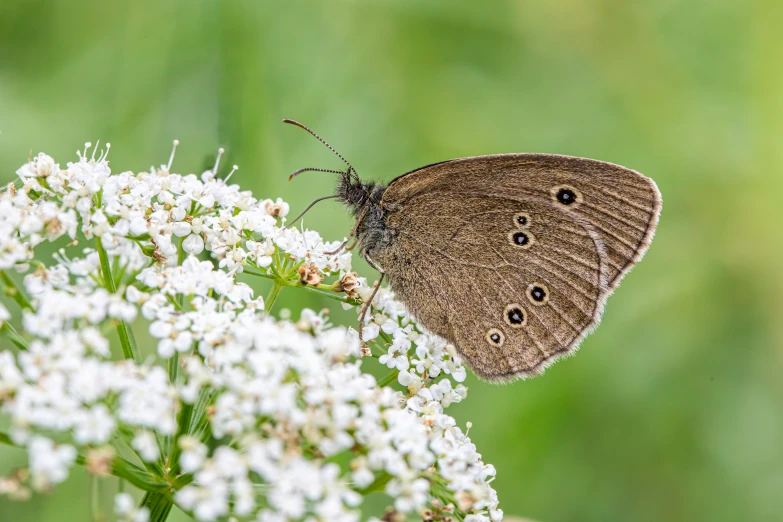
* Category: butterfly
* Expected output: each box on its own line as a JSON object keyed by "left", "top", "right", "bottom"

{"left": 284, "top": 120, "right": 661, "bottom": 382}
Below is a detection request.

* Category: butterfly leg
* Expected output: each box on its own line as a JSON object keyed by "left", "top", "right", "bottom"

{"left": 358, "top": 252, "right": 385, "bottom": 351}
{"left": 324, "top": 237, "right": 352, "bottom": 256}
{"left": 325, "top": 206, "right": 369, "bottom": 256}
{"left": 358, "top": 272, "right": 385, "bottom": 354}
{"left": 363, "top": 254, "right": 384, "bottom": 273}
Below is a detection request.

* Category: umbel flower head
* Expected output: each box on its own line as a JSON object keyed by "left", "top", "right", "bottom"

{"left": 0, "top": 142, "right": 502, "bottom": 522}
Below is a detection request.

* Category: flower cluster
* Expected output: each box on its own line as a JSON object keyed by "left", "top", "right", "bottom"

{"left": 0, "top": 144, "right": 502, "bottom": 521}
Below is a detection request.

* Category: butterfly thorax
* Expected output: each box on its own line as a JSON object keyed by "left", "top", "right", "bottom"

{"left": 336, "top": 174, "right": 394, "bottom": 259}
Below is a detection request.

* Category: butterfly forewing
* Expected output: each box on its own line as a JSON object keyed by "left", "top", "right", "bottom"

{"left": 384, "top": 154, "right": 661, "bottom": 292}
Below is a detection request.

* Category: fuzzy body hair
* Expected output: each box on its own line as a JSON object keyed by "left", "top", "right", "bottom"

{"left": 336, "top": 174, "right": 393, "bottom": 260}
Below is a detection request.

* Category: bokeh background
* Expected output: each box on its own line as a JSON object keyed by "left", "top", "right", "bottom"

{"left": 1, "top": 1, "right": 781, "bottom": 521}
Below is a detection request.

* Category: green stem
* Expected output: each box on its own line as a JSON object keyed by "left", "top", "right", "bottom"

{"left": 264, "top": 280, "right": 284, "bottom": 315}
{"left": 189, "top": 389, "right": 215, "bottom": 443}
{"left": 114, "top": 258, "right": 129, "bottom": 289}
{"left": 358, "top": 471, "right": 393, "bottom": 495}
{"left": 115, "top": 320, "right": 138, "bottom": 362}
{"left": 0, "top": 270, "right": 32, "bottom": 311}
{"left": 104, "top": 457, "right": 170, "bottom": 492}
{"left": 377, "top": 370, "right": 399, "bottom": 388}
{"left": 90, "top": 475, "right": 101, "bottom": 522}
{"left": 1, "top": 322, "right": 28, "bottom": 350}
{"left": 243, "top": 269, "right": 360, "bottom": 306}
{"left": 177, "top": 237, "right": 186, "bottom": 266}
{"left": 169, "top": 401, "right": 193, "bottom": 475}
{"left": 297, "top": 283, "right": 358, "bottom": 304}
{"left": 164, "top": 353, "right": 180, "bottom": 458}
{"left": 431, "top": 480, "right": 465, "bottom": 521}
{"left": 95, "top": 237, "right": 117, "bottom": 293}
{"left": 242, "top": 269, "right": 276, "bottom": 281}
{"left": 176, "top": 239, "right": 186, "bottom": 308}
{"left": 140, "top": 491, "right": 174, "bottom": 522}
{"left": 0, "top": 433, "right": 168, "bottom": 492}
{"left": 96, "top": 236, "right": 139, "bottom": 362}
{"left": 168, "top": 353, "right": 179, "bottom": 385}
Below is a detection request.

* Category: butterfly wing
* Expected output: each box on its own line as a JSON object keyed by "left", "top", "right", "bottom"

{"left": 375, "top": 192, "right": 606, "bottom": 381}
{"left": 374, "top": 154, "right": 660, "bottom": 381}
{"left": 383, "top": 154, "right": 661, "bottom": 292}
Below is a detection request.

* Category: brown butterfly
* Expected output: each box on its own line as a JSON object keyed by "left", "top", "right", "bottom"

{"left": 284, "top": 120, "right": 661, "bottom": 382}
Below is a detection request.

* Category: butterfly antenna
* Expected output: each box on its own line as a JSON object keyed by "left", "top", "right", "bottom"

{"left": 282, "top": 119, "right": 359, "bottom": 181}
{"left": 288, "top": 167, "right": 346, "bottom": 182}
{"left": 283, "top": 195, "right": 339, "bottom": 230}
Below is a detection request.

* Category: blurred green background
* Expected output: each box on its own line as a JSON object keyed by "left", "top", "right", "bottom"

{"left": 1, "top": 0, "right": 781, "bottom": 521}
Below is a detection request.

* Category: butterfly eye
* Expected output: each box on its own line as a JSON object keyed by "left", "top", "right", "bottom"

{"left": 526, "top": 283, "right": 550, "bottom": 306}
{"left": 551, "top": 185, "right": 583, "bottom": 208}
{"left": 508, "top": 231, "right": 535, "bottom": 249}
{"left": 514, "top": 212, "right": 530, "bottom": 227}
{"left": 504, "top": 304, "right": 527, "bottom": 328}
{"left": 485, "top": 328, "right": 505, "bottom": 347}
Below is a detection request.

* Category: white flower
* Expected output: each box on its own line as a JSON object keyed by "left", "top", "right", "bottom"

{"left": 262, "top": 198, "right": 289, "bottom": 218}
{"left": 73, "top": 404, "right": 116, "bottom": 444}
{"left": 183, "top": 233, "right": 205, "bottom": 254}
{"left": 16, "top": 153, "right": 58, "bottom": 179}
{"left": 132, "top": 431, "right": 159, "bottom": 462}
{"left": 28, "top": 437, "right": 77, "bottom": 490}
{"left": 0, "top": 356, "right": 23, "bottom": 399}
{"left": 172, "top": 221, "right": 192, "bottom": 237}
{"left": 115, "top": 492, "right": 151, "bottom": 522}
{"left": 179, "top": 436, "right": 208, "bottom": 473}
{"left": 115, "top": 492, "right": 135, "bottom": 515}
{"left": 0, "top": 145, "right": 502, "bottom": 521}
{"left": 362, "top": 322, "right": 380, "bottom": 342}
{"left": 245, "top": 238, "right": 274, "bottom": 267}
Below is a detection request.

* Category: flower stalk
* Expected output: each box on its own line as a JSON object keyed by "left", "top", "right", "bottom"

{"left": 0, "top": 270, "right": 32, "bottom": 311}
{"left": 264, "top": 279, "right": 284, "bottom": 314}
{"left": 141, "top": 491, "right": 175, "bottom": 522}
{"left": 1, "top": 322, "right": 28, "bottom": 350}
{"left": 95, "top": 236, "right": 139, "bottom": 362}
{"left": 244, "top": 268, "right": 360, "bottom": 305}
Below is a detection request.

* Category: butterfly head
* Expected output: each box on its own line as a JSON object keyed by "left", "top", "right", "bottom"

{"left": 283, "top": 119, "right": 388, "bottom": 220}
{"left": 335, "top": 173, "right": 386, "bottom": 217}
